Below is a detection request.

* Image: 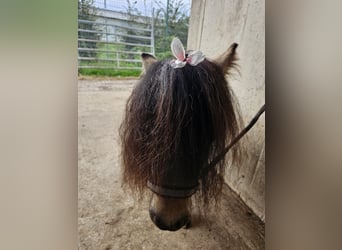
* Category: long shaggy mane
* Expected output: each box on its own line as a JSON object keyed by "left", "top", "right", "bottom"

{"left": 120, "top": 58, "right": 242, "bottom": 204}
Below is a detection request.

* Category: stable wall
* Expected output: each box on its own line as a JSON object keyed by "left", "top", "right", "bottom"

{"left": 188, "top": 0, "right": 265, "bottom": 220}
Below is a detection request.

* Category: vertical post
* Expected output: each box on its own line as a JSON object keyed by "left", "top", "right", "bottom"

{"left": 151, "top": 8, "right": 155, "bottom": 55}
{"left": 105, "top": 19, "right": 108, "bottom": 61}
{"left": 165, "top": 0, "right": 169, "bottom": 37}
{"left": 116, "top": 52, "right": 119, "bottom": 68}
{"left": 104, "top": 0, "right": 106, "bottom": 9}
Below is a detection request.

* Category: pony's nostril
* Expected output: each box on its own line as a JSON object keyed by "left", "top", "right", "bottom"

{"left": 171, "top": 216, "right": 189, "bottom": 231}
{"left": 149, "top": 209, "right": 167, "bottom": 230}
{"left": 173, "top": 219, "right": 184, "bottom": 230}
{"left": 149, "top": 209, "right": 157, "bottom": 223}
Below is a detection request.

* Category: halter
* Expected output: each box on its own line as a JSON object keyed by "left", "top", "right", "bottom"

{"left": 147, "top": 104, "right": 266, "bottom": 199}
{"left": 147, "top": 181, "right": 198, "bottom": 198}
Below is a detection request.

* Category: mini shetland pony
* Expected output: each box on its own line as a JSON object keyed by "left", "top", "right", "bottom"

{"left": 120, "top": 40, "right": 242, "bottom": 231}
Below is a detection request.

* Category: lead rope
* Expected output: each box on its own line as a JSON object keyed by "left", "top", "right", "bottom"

{"left": 203, "top": 104, "right": 266, "bottom": 174}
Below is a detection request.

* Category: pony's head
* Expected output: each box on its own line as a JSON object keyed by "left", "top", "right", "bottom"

{"left": 120, "top": 40, "right": 242, "bottom": 231}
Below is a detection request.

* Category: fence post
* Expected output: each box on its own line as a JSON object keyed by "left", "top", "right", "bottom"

{"left": 151, "top": 8, "right": 155, "bottom": 55}
{"left": 116, "top": 52, "right": 119, "bottom": 68}
{"left": 105, "top": 19, "right": 108, "bottom": 61}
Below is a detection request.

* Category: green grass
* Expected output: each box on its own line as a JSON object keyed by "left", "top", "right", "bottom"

{"left": 78, "top": 68, "right": 141, "bottom": 77}
{"left": 79, "top": 45, "right": 143, "bottom": 77}
{"left": 78, "top": 42, "right": 153, "bottom": 77}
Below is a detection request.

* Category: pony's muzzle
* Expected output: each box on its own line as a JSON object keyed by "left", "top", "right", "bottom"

{"left": 148, "top": 194, "right": 191, "bottom": 231}
{"left": 149, "top": 208, "right": 191, "bottom": 231}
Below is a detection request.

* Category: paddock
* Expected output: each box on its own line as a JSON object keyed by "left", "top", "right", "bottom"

{"left": 78, "top": 78, "right": 264, "bottom": 249}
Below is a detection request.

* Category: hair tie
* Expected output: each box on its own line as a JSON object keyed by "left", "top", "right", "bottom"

{"left": 170, "top": 37, "right": 205, "bottom": 69}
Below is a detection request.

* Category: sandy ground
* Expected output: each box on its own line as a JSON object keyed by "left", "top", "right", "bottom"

{"left": 78, "top": 79, "right": 265, "bottom": 250}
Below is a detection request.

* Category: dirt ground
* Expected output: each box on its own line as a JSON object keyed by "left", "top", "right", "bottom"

{"left": 78, "top": 79, "right": 265, "bottom": 250}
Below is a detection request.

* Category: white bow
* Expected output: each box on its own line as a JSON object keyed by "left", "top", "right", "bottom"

{"left": 170, "top": 37, "right": 205, "bottom": 69}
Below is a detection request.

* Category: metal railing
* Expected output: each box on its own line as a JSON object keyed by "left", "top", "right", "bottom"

{"left": 78, "top": 9, "right": 154, "bottom": 70}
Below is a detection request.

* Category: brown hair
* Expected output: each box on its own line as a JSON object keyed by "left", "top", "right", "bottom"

{"left": 120, "top": 57, "right": 242, "bottom": 205}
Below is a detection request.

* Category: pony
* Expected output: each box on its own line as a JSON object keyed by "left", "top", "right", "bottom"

{"left": 119, "top": 40, "right": 242, "bottom": 231}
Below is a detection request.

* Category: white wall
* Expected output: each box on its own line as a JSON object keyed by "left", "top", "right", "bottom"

{"left": 188, "top": 0, "right": 265, "bottom": 220}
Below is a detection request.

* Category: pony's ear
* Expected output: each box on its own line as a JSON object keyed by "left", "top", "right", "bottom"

{"left": 213, "top": 43, "right": 238, "bottom": 74}
{"left": 141, "top": 53, "right": 157, "bottom": 72}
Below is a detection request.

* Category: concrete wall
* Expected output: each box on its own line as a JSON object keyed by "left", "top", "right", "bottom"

{"left": 188, "top": 0, "right": 265, "bottom": 220}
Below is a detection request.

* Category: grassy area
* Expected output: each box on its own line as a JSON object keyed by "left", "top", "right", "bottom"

{"left": 78, "top": 42, "right": 151, "bottom": 77}
{"left": 78, "top": 68, "right": 141, "bottom": 77}
{"left": 79, "top": 44, "right": 143, "bottom": 77}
